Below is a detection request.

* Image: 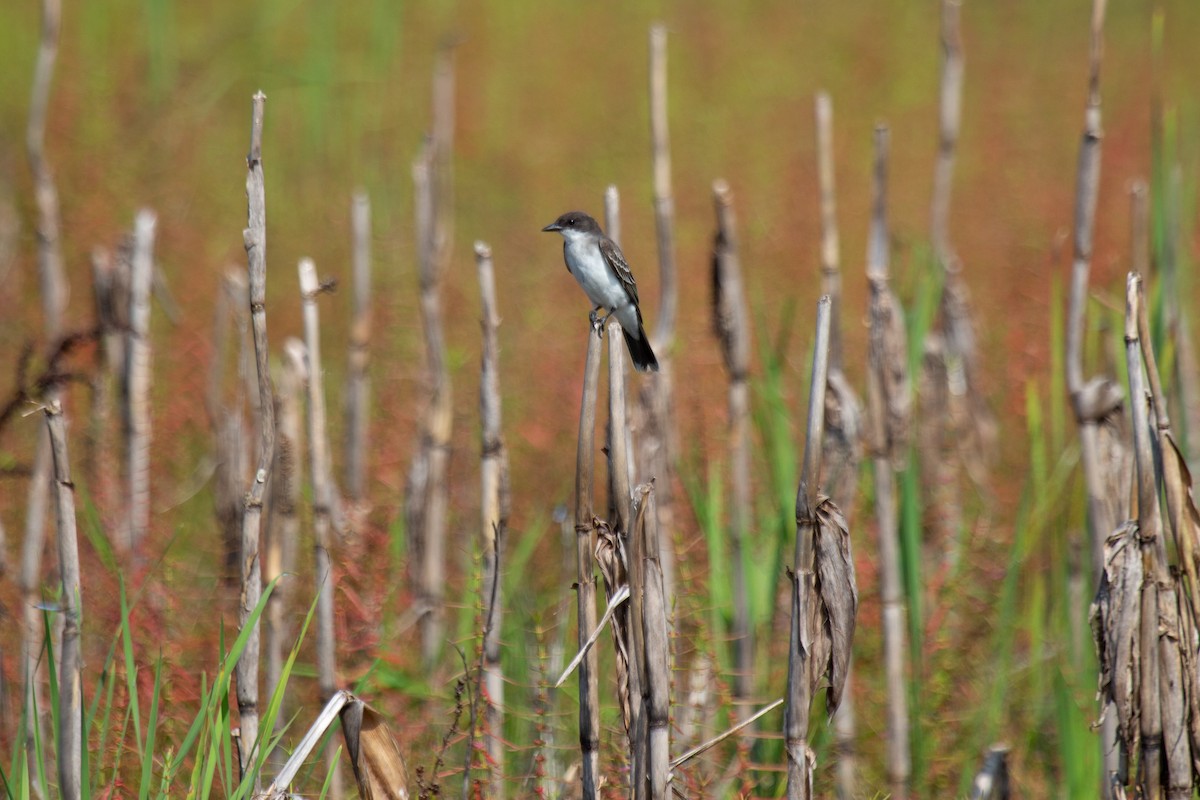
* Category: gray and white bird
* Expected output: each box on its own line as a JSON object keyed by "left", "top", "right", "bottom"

{"left": 542, "top": 210, "right": 659, "bottom": 372}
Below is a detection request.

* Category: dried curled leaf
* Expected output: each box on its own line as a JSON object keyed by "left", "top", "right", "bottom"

{"left": 1090, "top": 521, "right": 1142, "bottom": 757}
{"left": 594, "top": 521, "right": 633, "bottom": 734}
{"left": 340, "top": 696, "right": 410, "bottom": 800}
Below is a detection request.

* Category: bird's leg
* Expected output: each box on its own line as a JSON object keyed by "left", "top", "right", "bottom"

{"left": 589, "top": 306, "right": 610, "bottom": 336}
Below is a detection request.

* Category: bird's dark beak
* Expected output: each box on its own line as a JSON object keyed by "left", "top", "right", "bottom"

{"left": 542, "top": 221, "right": 562, "bottom": 233}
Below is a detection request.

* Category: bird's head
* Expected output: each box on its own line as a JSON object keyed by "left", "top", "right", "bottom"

{"left": 542, "top": 211, "right": 601, "bottom": 240}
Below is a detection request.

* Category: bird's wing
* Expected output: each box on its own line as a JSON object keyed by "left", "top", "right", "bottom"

{"left": 598, "top": 236, "right": 640, "bottom": 306}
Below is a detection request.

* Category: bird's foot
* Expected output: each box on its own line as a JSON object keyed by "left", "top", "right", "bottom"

{"left": 589, "top": 307, "right": 609, "bottom": 336}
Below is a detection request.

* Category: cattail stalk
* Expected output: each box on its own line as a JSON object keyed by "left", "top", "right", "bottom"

{"left": 45, "top": 401, "right": 80, "bottom": 800}
{"left": 711, "top": 180, "right": 754, "bottom": 709}
{"left": 1062, "top": 3, "right": 1123, "bottom": 793}
{"left": 299, "top": 257, "right": 343, "bottom": 799}
{"left": 784, "top": 296, "right": 832, "bottom": 800}
{"left": 930, "top": 0, "right": 964, "bottom": 265}
{"left": 815, "top": 91, "right": 862, "bottom": 800}
{"left": 408, "top": 145, "right": 453, "bottom": 667}
{"left": 344, "top": 190, "right": 371, "bottom": 503}
{"left": 476, "top": 241, "right": 510, "bottom": 798}
{"left": 235, "top": 90, "right": 276, "bottom": 782}
{"left": 637, "top": 21, "right": 677, "bottom": 607}
{"left": 607, "top": 314, "right": 647, "bottom": 797}
{"left": 125, "top": 210, "right": 156, "bottom": 553}
{"left": 866, "top": 124, "right": 911, "bottom": 800}
{"left": 265, "top": 338, "right": 306, "bottom": 765}
{"left": 210, "top": 271, "right": 249, "bottom": 583}
{"left": 574, "top": 326, "right": 603, "bottom": 800}
{"left": 637, "top": 485, "right": 670, "bottom": 800}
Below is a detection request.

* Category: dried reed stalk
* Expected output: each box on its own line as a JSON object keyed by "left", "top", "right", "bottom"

{"left": 86, "top": 246, "right": 124, "bottom": 503}
{"left": 406, "top": 143, "right": 453, "bottom": 668}
{"left": 209, "top": 271, "right": 250, "bottom": 583}
{"left": 344, "top": 190, "right": 372, "bottom": 505}
{"left": 574, "top": 325, "right": 604, "bottom": 800}
{"left": 785, "top": 296, "right": 857, "bottom": 799}
{"left": 866, "top": 124, "right": 912, "bottom": 800}
{"left": 20, "top": 1, "right": 66, "bottom": 773}
{"left": 636, "top": 22, "right": 678, "bottom": 604}
{"left": 235, "top": 91, "right": 276, "bottom": 784}
{"left": 710, "top": 180, "right": 754, "bottom": 708}
{"left": 299, "top": 256, "right": 343, "bottom": 799}
{"left": 265, "top": 337, "right": 306, "bottom": 764}
{"left": 636, "top": 484, "right": 671, "bottom": 800}
{"left": 1059, "top": 3, "right": 1125, "bottom": 792}
{"left": 125, "top": 210, "right": 156, "bottom": 553}
{"left": 814, "top": 91, "right": 863, "bottom": 800}
{"left": 476, "top": 241, "right": 510, "bottom": 798}
{"left": 930, "top": 0, "right": 964, "bottom": 265}
{"left": 45, "top": 401, "right": 80, "bottom": 800}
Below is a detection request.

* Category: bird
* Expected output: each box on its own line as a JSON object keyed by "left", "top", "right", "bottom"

{"left": 542, "top": 210, "right": 660, "bottom": 372}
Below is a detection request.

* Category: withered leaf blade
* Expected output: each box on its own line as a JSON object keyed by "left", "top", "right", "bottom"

{"left": 340, "top": 696, "right": 410, "bottom": 800}
{"left": 823, "top": 369, "right": 862, "bottom": 516}
{"left": 813, "top": 496, "right": 857, "bottom": 715}
{"left": 1090, "top": 521, "right": 1142, "bottom": 757}
{"left": 868, "top": 280, "right": 912, "bottom": 466}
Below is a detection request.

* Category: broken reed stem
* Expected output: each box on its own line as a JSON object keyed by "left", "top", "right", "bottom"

{"left": 711, "top": 179, "right": 754, "bottom": 708}
{"left": 931, "top": 0, "right": 964, "bottom": 265}
{"left": 45, "top": 401, "right": 81, "bottom": 800}
{"left": 476, "top": 241, "right": 509, "bottom": 799}
{"left": 605, "top": 184, "right": 622, "bottom": 249}
{"left": 344, "top": 189, "right": 371, "bottom": 504}
{"left": 211, "top": 271, "right": 249, "bottom": 583}
{"left": 649, "top": 22, "right": 676, "bottom": 348}
{"left": 574, "top": 325, "right": 603, "bottom": 800}
{"left": 1125, "top": 274, "right": 1169, "bottom": 797}
{"left": 784, "top": 295, "right": 832, "bottom": 800}
{"left": 816, "top": 90, "right": 854, "bottom": 796}
{"left": 814, "top": 91, "right": 842, "bottom": 369}
{"left": 265, "top": 338, "right": 306, "bottom": 764}
{"left": 1060, "top": 5, "right": 1121, "bottom": 792}
{"left": 126, "top": 210, "right": 156, "bottom": 553}
{"left": 608, "top": 314, "right": 647, "bottom": 798}
{"left": 21, "top": 1, "right": 66, "bottom": 772}
{"left": 867, "top": 123, "right": 911, "bottom": 800}
{"left": 432, "top": 41, "right": 456, "bottom": 269}
{"left": 299, "top": 257, "right": 343, "bottom": 800}
{"left": 235, "top": 90, "right": 276, "bottom": 785}
{"left": 637, "top": 486, "right": 671, "bottom": 800}
{"left": 411, "top": 145, "right": 452, "bottom": 668}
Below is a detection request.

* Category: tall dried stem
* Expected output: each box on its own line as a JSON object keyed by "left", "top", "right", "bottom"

{"left": 344, "top": 190, "right": 372, "bottom": 505}
{"left": 930, "top": 0, "right": 964, "bottom": 265}
{"left": 784, "top": 296, "right": 832, "bottom": 799}
{"left": 636, "top": 21, "right": 677, "bottom": 607}
{"left": 125, "top": 210, "right": 156, "bottom": 553}
{"left": 574, "top": 326, "right": 603, "bottom": 800}
{"left": 235, "top": 91, "right": 276, "bottom": 784}
{"left": 867, "top": 124, "right": 912, "bottom": 800}
{"left": 299, "top": 257, "right": 343, "bottom": 799}
{"left": 266, "top": 338, "right": 306, "bottom": 766}
{"left": 407, "top": 144, "right": 452, "bottom": 668}
{"left": 711, "top": 180, "right": 754, "bottom": 710}
{"left": 814, "top": 91, "right": 862, "bottom": 800}
{"left": 45, "top": 401, "right": 80, "bottom": 800}
{"left": 476, "top": 241, "right": 510, "bottom": 798}
{"left": 637, "top": 485, "right": 670, "bottom": 800}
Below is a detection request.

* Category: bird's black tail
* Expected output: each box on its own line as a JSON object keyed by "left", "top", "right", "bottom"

{"left": 623, "top": 325, "right": 660, "bottom": 372}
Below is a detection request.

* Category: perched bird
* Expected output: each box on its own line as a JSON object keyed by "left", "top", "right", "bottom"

{"left": 542, "top": 210, "right": 660, "bottom": 372}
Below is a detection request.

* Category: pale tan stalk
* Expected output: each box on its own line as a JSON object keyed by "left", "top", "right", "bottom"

{"left": 867, "top": 124, "right": 911, "bottom": 800}
{"left": 344, "top": 190, "right": 372, "bottom": 504}
{"left": 235, "top": 91, "right": 276, "bottom": 785}
{"left": 574, "top": 326, "right": 603, "bottom": 800}
{"left": 125, "top": 210, "right": 156, "bottom": 553}
{"left": 637, "top": 485, "right": 670, "bottom": 800}
{"left": 45, "top": 401, "right": 80, "bottom": 800}
{"left": 476, "top": 241, "right": 509, "bottom": 798}
{"left": 784, "top": 296, "right": 832, "bottom": 800}
{"left": 299, "top": 257, "right": 343, "bottom": 799}
{"left": 711, "top": 180, "right": 753, "bottom": 708}
{"left": 265, "top": 338, "right": 306, "bottom": 766}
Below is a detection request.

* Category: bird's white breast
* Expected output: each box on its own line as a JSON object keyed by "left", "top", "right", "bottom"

{"left": 563, "top": 235, "right": 628, "bottom": 311}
